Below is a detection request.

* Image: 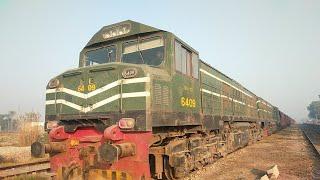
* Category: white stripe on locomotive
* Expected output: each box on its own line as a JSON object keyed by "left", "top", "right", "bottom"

{"left": 45, "top": 91, "right": 150, "bottom": 113}
{"left": 45, "top": 77, "right": 150, "bottom": 99}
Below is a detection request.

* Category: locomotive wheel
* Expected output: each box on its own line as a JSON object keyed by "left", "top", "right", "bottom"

{"left": 164, "top": 157, "right": 177, "bottom": 180}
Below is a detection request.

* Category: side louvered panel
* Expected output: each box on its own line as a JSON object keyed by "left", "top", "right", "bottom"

{"left": 162, "top": 86, "right": 169, "bottom": 106}
{"left": 154, "top": 83, "right": 162, "bottom": 105}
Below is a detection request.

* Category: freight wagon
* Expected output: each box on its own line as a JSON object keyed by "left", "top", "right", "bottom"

{"left": 32, "top": 20, "right": 293, "bottom": 180}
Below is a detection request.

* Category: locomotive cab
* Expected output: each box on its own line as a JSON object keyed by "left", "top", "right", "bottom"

{"left": 45, "top": 21, "right": 171, "bottom": 132}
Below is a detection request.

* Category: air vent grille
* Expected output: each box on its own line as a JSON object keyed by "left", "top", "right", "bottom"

{"left": 154, "top": 84, "right": 162, "bottom": 105}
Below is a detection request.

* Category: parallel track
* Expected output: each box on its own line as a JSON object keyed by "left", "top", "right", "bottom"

{"left": 300, "top": 124, "right": 320, "bottom": 179}
{"left": 300, "top": 124, "right": 320, "bottom": 156}
{"left": 0, "top": 158, "right": 51, "bottom": 178}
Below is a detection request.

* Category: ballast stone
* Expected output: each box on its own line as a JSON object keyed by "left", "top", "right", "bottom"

{"left": 260, "top": 174, "right": 270, "bottom": 180}
{"left": 267, "top": 165, "right": 280, "bottom": 179}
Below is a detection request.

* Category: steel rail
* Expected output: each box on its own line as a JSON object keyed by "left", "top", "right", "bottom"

{"left": 0, "top": 158, "right": 51, "bottom": 178}
{"left": 301, "top": 124, "right": 320, "bottom": 157}
{"left": 300, "top": 124, "right": 320, "bottom": 180}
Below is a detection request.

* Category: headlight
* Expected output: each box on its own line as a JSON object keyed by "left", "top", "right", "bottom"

{"left": 122, "top": 68, "right": 137, "bottom": 79}
{"left": 46, "top": 120, "right": 59, "bottom": 129}
{"left": 118, "top": 118, "right": 135, "bottom": 129}
{"left": 48, "top": 79, "right": 60, "bottom": 89}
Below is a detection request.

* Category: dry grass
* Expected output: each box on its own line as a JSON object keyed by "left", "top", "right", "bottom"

{"left": 0, "top": 146, "right": 31, "bottom": 164}
{"left": 0, "top": 114, "right": 46, "bottom": 165}
{"left": 18, "top": 123, "right": 44, "bottom": 147}
{"left": 0, "top": 132, "right": 19, "bottom": 147}
{"left": 0, "top": 145, "right": 49, "bottom": 166}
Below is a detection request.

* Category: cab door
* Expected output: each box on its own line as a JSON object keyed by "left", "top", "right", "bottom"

{"left": 85, "top": 45, "right": 120, "bottom": 115}
{"left": 171, "top": 40, "right": 201, "bottom": 126}
{"left": 86, "top": 65, "right": 120, "bottom": 114}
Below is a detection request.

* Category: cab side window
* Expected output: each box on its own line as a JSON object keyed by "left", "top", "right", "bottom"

{"left": 175, "top": 40, "right": 199, "bottom": 79}
{"left": 192, "top": 53, "right": 199, "bottom": 79}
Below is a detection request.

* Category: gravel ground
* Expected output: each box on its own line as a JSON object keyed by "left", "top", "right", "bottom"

{"left": 0, "top": 132, "right": 49, "bottom": 167}
{"left": 0, "top": 132, "right": 31, "bottom": 165}
{"left": 183, "top": 125, "right": 316, "bottom": 180}
{"left": 0, "top": 146, "right": 31, "bottom": 164}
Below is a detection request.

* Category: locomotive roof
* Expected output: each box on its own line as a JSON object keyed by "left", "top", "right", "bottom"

{"left": 85, "top": 20, "right": 199, "bottom": 54}
{"left": 86, "top": 20, "right": 162, "bottom": 47}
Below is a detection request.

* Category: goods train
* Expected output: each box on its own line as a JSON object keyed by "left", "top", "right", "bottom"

{"left": 31, "top": 20, "right": 294, "bottom": 180}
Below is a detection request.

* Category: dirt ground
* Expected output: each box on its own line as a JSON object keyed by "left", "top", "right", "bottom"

{"left": 0, "top": 132, "right": 19, "bottom": 147}
{"left": 0, "top": 132, "right": 47, "bottom": 166}
{"left": 184, "top": 125, "right": 317, "bottom": 180}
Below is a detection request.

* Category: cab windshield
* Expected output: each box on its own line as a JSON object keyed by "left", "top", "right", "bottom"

{"left": 85, "top": 45, "right": 116, "bottom": 66}
{"left": 122, "top": 37, "right": 164, "bottom": 66}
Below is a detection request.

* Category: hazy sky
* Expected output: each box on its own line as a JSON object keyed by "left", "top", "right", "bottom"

{"left": 0, "top": 0, "right": 319, "bottom": 121}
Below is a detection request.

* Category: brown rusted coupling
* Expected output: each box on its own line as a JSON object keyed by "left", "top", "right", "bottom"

{"left": 116, "top": 142, "right": 136, "bottom": 157}
{"left": 31, "top": 141, "right": 66, "bottom": 158}
{"left": 79, "top": 146, "right": 98, "bottom": 167}
{"left": 99, "top": 142, "right": 136, "bottom": 163}
{"left": 31, "top": 141, "right": 46, "bottom": 158}
{"left": 45, "top": 142, "right": 66, "bottom": 154}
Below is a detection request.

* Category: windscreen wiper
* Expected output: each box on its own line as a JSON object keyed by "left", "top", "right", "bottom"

{"left": 137, "top": 37, "right": 145, "bottom": 64}
{"left": 107, "top": 50, "right": 112, "bottom": 62}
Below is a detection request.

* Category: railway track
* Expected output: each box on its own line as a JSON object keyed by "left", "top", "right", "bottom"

{"left": 300, "top": 124, "right": 320, "bottom": 179}
{"left": 0, "top": 158, "right": 51, "bottom": 179}
{"left": 300, "top": 124, "right": 320, "bottom": 156}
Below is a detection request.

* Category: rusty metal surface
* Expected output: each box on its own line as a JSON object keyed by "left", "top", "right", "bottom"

{"left": 88, "top": 169, "right": 133, "bottom": 180}
{"left": 49, "top": 125, "right": 152, "bottom": 180}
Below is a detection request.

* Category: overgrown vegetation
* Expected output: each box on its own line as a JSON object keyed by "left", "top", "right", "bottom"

{"left": 307, "top": 100, "right": 320, "bottom": 119}
{"left": 18, "top": 124, "right": 44, "bottom": 146}
{"left": 17, "top": 112, "right": 44, "bottom": 146}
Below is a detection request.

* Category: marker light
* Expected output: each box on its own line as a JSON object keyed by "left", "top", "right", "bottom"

{"left": 118, "top": 118, "right": 135, "bottom": 129}
{"left": 48, "top": 78, "right": 60, "bottom": 89}
{"left": 102, "top": 24, "right": 131, "bottom": 39}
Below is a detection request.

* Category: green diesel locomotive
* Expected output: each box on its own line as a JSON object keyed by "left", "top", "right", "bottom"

{"left": 33, "top": 20, "right": 292, "bottom": 180}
